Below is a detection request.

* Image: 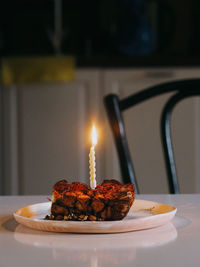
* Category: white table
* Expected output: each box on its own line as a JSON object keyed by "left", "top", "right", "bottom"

{"left": 0, "top": 195, "right": 200, "bottom": 267}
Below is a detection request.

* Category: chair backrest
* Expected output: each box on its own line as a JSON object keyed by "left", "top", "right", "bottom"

{"left": 104, "top": 79, "right": 200, "bottom": 194}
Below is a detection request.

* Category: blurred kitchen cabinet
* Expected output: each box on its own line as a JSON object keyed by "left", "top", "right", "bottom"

{"left": 103, "top": 68, "right": 200, "bottom": 193}
{"left": 3, "top": 70, "right": 104, "bottom": 195}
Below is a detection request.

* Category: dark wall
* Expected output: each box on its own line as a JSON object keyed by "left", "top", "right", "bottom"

{"left": 0, "top": 0, "right": 200, "bottom": 59}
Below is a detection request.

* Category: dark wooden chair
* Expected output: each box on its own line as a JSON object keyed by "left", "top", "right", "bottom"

{"left": 104, "top": 79, "right": 200, "bottom": 194}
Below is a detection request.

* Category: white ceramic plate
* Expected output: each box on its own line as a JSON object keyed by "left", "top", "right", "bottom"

{"left": 13, "top": 199, "right": 177, "bottom": 234}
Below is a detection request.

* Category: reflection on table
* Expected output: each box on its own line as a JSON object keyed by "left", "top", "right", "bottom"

{"left": 14, "top": 223, "right": 177, "bottom": 266}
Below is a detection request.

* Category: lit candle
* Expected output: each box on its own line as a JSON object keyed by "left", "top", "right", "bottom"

{"left": 89, "top": 125, "right": 98, "bottom": 189}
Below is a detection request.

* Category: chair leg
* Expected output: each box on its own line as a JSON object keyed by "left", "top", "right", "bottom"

{"left": 161, "top": 93, "right": 182, "bottom": 194}
{"left": 104, "top": 94, "right": 139, "bottom": 193}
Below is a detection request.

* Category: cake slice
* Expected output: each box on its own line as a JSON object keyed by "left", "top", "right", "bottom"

{"left": 48, "top": 179, "right": 135, "bottom": 221}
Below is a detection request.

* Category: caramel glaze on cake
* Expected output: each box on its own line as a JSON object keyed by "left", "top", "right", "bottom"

{"left": 47, "top": 179, "right": 135, "bottom": 221}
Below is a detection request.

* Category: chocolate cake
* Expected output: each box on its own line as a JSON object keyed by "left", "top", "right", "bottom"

{"left": 47, "top": 179, "right": 135, "bottom": 221}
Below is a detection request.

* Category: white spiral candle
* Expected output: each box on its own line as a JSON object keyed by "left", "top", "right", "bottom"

{"left": 89, "top": 146, "right": 96, "bottom": 189}
{"left": 89, "top": 125, "right": 97, "bottom": 189}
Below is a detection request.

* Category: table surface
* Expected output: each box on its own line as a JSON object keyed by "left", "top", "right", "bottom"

{"left": 0, "top": 194, "right": 200, "bottom": 267}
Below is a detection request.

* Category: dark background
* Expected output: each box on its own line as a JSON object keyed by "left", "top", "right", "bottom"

{"left": 1, "top": 0, "right": 200, "bottom": 66}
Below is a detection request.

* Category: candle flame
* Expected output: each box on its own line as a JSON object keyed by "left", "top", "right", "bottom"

{"left": 91, "top": 125, "right": 97, "bottom": 146}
